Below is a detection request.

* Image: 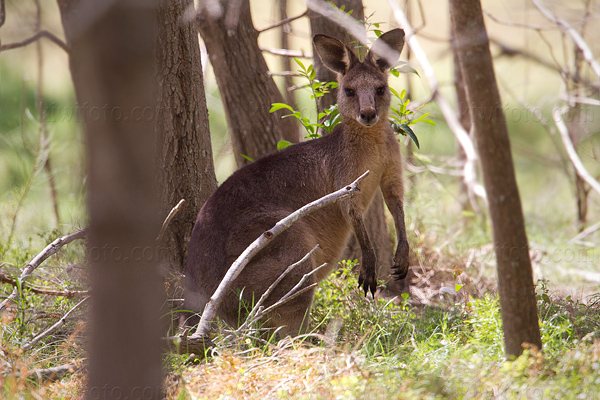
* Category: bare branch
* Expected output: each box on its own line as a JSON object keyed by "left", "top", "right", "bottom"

{"left": 27, "top": 362, "right": 86, "bottom": 383}
{"left": 0, "top": 228, "right": 88, "bottom": 315}
{"left": 261, "top": 47, "right": 312, "bottom": 58}
{"left": 257, "top": 10, "right": 308, "bottom": 33}
{"left": 21, "top": 297, "right": 89, "bottom": 351}
{"left": 0, "top": 272, "right": 89, "bottom": 298}
{"left": 387, "top": 0, "right": 486, "bottom": 205}
{"left": 0, "top": 30, "right": 70, "bottom": 53}
{"left": 156, "top": 198, "right": 186, "bottom": 242}
{"left": 237, "top": 245, "right": 320, "bottom": 333}
{"left": 531, "top": 0, "right": 600, "bottom": 79}
{"left": 553, "top": 107, "right": 600, "bottom": 196}
{"left": 190, "top": 170, "right": 370, "bottom": 341}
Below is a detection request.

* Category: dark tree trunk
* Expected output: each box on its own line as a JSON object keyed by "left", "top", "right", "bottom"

{"left": 197, "top": 0, "right": 299, "bottom": 167}
{"left": 309, "top": 0, "right": 395, "bottom": 289}
{"left": 156, "top": 0, "right": 218, "bottom": 272}
{"left": 58, "top": 0, "right": 164, "bottom": 398}
{"left": 449, "top": 0, "right": 542, "bottom": 357}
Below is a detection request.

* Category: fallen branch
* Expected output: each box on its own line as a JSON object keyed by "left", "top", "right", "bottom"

{"left": 0, "top": 227, "right": 88, "bottom": 316}
{"left": 553, "top": 107, "right": 600, "bottom": 196}
{"left": 0, "top": 272, "right": 88, "bottom": 298}
{"left": 21, "top": 297, "right": 89, "bottom": 351}
{"left": 237, "top": 245, "right": 320, "bottom": 333}
{"left": 27, "top": 361, "right": 86, "bottom": 383}
{"left": 172, "top": 171, "right": 369, "bottom": 354}
{"left": 0, "top": 30, "right": 70, "bottom": 53}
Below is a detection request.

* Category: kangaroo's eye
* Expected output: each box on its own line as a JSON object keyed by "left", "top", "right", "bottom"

{"left": 376, "top": 86, "right": 386, "bottom": 96}
{"left": 345, "top": 88, "right": 356, "bottom": 97}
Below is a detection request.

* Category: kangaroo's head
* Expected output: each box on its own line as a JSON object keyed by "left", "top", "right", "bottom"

{"left": 313, "top": 29, "right": 405, "bottom": 128}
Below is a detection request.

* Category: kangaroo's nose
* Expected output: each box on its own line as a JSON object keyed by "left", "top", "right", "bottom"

{"left": 359, "top": 107, "right": 377, "bottom": 126}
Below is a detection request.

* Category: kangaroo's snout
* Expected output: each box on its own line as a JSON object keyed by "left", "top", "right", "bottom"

{"left": 358, "top": 107, "right": 378, "bottom": 126}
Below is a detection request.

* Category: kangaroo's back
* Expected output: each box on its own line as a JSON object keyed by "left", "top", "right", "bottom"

{"left": 184, "top": 29, "right": 410, "bottom": 336}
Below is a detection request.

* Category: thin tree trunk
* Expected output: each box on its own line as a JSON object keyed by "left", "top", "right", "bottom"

{"left": 197, "top": 0, "right": 299, "bottom": 167}
{"left": 309, "top": 0, "right": 395, "bottom": 288}
{"left": 278, "top": 0, "right": 298, "bottom": 109}
{"left": 57, "top": 0, "right": 164, "bottom": 397}
{"left": 449, "top": 0, "right": 542, "bottom": 357}
{"left": 156, "top": 0, "right": 218, "bottom": 272}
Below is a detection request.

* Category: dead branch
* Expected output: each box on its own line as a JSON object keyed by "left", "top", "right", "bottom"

{"left": 0, "top": 272, "right": 89, "bottom": 298}
{"left": 553, "top": 106, "right": 600, "bottom": 196}
{"left": 176, "top": 170, "right": 369, "bottom": 354}
{"left": 531, "top": 0, "right": 600, "bottom": 79}
{"left": 237, "top": 245, "right": 320, "bottom": 333}
{"left": 0, "top": 227, "right": 88, "bottom": 316}
{"left": 247, "top": 262, "right": 329, "bottom": 328}
{"left": 157, "top": 198, "right": 186, "bottom": 242}
{"left": 260, "top": 47, "right": 312, "bottom": 58}
{"left": 257, "top": 9, "right": 308, "bottom": 33}
{"left": 0, "top": 30, "right": 70, "bottom": 53}
{"left": 21, "top": 297, "right": 89, "bottom": 351}
{"left": 27, "top": 361, "right": 86, "bottom": 383}
{"left": 387, "top": 0, "right": 486, "bottom": 207}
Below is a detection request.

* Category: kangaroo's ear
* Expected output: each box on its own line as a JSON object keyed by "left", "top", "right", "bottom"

{"left": 368, "top": 29, "right": 405, "bottom": 71}
{"left": 313, "top": 34, "right": 358, "bottom": 75}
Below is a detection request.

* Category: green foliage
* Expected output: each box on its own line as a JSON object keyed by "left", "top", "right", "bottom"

{"left": 389, "top": 88, "right": 435, "bottom": 149}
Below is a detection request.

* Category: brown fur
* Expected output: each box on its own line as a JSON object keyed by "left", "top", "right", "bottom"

{"left": 184, "top": 29, "right": 409, "bottom": 336}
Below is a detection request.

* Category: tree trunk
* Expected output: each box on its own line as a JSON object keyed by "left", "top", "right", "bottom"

{"left": 452, "top": 29, "right": 474, "bottom": 213}
{"left": 58, "top": 0, "right": 164, "bottom": 398}
{"left": 309, "top": 0, "right": 396, "bottom": 290}
{"left": 449, "top": 0, "right": 542, "bottom": 357}
{"left": 197, "top": 0, "right": 299, "bottom": 167}
{"left": 156, "top": 0, "right": 218, "bottom": 272}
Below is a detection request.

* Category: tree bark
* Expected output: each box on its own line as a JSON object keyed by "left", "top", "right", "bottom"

{"left": 309, "top": 0, "right": 395, "bottom": 289}
{"left": 449, "top": 0, "right": 542, "bottom": 357}
{"left": 156, "top": 0, "right": 218, "bottom": 272}
{"left": 57, "top": 0, "right": 164, "bottom": 398}
{"left": 197, "top": 0, "right": 299, "bottom": 167}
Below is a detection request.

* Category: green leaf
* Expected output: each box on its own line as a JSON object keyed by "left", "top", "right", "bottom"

{"left": 241, "top": 154, "right": 254, "bottom": 162}
{"left": 294, "top": 58, "right": 305, "bottom": 71}
{"left": 401, "top": 293, "right": 409, "bottom": 300}
{"left": 269, "top": 103, "right": 295, "bottom": 113}
{"left": 389, "top": 68, "right": 400, "bottom": 78}
{"left": 277, "top": 140, "right": 293, "bottom": 150}
{"left": 392, "top": 122, "right": 420, "bottom": 149}
{"left": 455, "top": 284, "right": 464, "bottom": 292}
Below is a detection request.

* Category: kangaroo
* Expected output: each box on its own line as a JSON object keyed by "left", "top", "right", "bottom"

{"left": 183, "top": 29, "right": 409, "bottom": 336}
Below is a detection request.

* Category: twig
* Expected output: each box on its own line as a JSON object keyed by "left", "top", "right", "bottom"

{"left": 257, "top": 10, "right": 308, "bottom": 33}
{"left": 0, "top": 228, "right": 88, "bottom": 316}
{"left": 531, "top": 0, "right": 600, "bottom": 79}
{"left": 157, "top": 198, "right": 186, "bottom": 242}
{"left": 237, "top": 245, "right": 320, "bottom": 333}
{"left": 190, "top": 170, "right": 370, "bottom": 341}
{"left": 570, "top": 220, "right": 600, "bottom": 244}
{"left": 0, "top": 272, "right": 89, "bottom": 298}
{"left": 483, "top": 9, "right": 555, "bottom": 31}
{"left": 388, "top": 0, "right": 486, "bottom": 206}
{"left": 260, "top": 47, "right": 312, "bottom": 58}
{"left": 0, "top": 30, "right": 70, "bottom": 53}
{"left": 27, "top": 362, "right": 86, "bottom": 383}
{"left": 553, "top": 107, "right": 600, "bottom": 196}
{"left": 21, "top": 297, "right": 89, "bottom": 351}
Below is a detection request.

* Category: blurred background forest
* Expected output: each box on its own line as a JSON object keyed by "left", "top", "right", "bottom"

{"left": 1, "top": 0, "right": 600, "bottom": 398}
{"left": 1, "top": 0, "right": 598, "bottom": 295}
